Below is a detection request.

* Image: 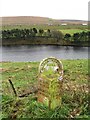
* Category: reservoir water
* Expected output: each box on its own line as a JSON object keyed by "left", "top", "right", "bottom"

{"left": 0, "top": 45, "right": 88, "bottom": 62}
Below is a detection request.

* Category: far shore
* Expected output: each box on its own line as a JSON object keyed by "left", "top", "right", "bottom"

{"left": 1, "top": 39, "right": 89, "bottom": 47}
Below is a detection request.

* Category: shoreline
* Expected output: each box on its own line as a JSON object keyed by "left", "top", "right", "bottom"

{"left": 0, "top": 58, "right": 88, "bottom": 63}
{"left": 1, "top": 42, "right": 89, "bottom": 47}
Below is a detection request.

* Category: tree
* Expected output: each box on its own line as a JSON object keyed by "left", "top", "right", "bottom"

{"left": 79, "top": 31, "right": 87, "bottom": 42}
{"left": 87, "top": 31, "right": 90, "bottom": 41}
{"left": 64, "top": 33, "right": 71, "bottom": 41}
{"left": 39, "top": 29, "right": 44, "bottom": 36}
{"left": 73, "top": 33, "right": 80, "bottom": 43}
{"left": 33, "top": 28, "right": 37, "bottom": 35}
{"left": 47, "top": 29, "right": 51, "bottom": 37}
{"left": 51, "top": 30, "right": 64, "bottom": 42}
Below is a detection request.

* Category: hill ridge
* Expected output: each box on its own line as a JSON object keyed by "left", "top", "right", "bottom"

{"left": 0, "top": 16, "right": 88, "bottom": 26}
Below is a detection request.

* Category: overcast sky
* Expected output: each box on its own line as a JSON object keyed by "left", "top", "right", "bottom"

{"left": 0, "top": 0, "right": 89, "bottom": 20}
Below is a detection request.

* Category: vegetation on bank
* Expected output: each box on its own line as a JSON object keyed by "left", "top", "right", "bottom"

{"left": 1, "top": 27, "right": 90, "bottom": 46}
{"left": 1, "top": 24, "right": 88, "bottom": 31}
{"left": 1, "top": 59, "right": 89, "bottom": 119}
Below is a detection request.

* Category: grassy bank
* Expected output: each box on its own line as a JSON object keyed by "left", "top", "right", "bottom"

{"left": 1, "top": 59, "right": 89, "bottom": 119}
{"left": 1, "top": 30, "right": 89, "bottom": 47}
{"left": 2, "top": 38, "right": 89, "bottom": 47}
{"left": 1, "top": 24, "right": 89, "bottom": 46}
{"left": 1, "top": 24, "right": 88, "bottom": 32}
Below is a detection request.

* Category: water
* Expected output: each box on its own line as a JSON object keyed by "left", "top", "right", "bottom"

{"left": 0, "top": 45, "right": 88, "bottom": 62}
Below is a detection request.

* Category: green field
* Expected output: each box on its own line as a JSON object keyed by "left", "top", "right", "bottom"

{"left": 61, "top": 29, "right": 88, "bottom": 35}
{"left": 1, "top": 24, "right": 88, "bottom": 35}
{"left": 1, "top": 59, "right": 89, "bottom": 119}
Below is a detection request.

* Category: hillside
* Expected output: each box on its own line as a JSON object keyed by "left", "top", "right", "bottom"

{"left": 0, "top": 16, "right": 88, "bottom": 26}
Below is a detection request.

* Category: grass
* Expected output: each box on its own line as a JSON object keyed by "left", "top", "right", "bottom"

{"left": 61, "top": 29, "right": 88, "bottom": 35}
{"left": 1, "top": 59, "right": 89, "bottom": 119}
{"left": 1, "top": 24, "right": 88, "bottom": 35}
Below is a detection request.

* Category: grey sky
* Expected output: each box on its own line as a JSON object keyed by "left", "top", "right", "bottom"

{"left": 0, "top": 0, "right": 89, "bottom": 20}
